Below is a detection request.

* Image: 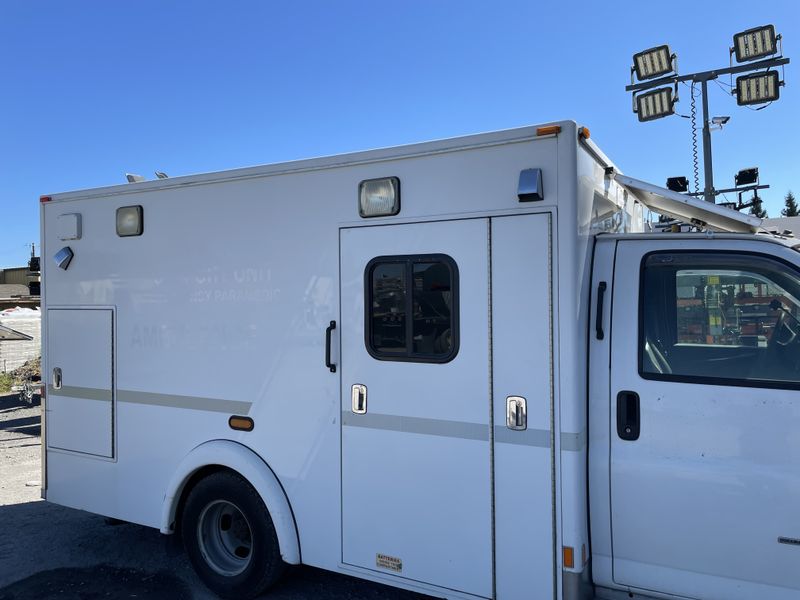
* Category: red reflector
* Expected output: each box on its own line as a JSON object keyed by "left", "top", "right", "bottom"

{"left": 40, "top": 195, "right": 52, "bottom": 203}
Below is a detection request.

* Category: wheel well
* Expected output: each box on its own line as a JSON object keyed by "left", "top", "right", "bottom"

{"left": 173, "top": 464, "right": 234, "bottom": 536}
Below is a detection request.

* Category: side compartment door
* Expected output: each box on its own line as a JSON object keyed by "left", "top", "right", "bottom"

{"left": 47, "top": 308, "right": 114, "bottom": 458}
{"left": 340, "top": 219, "right": 492, "bottom": 598}
{"left": 609, "top": 240, "right": 800, "bottom": 600}
{"left": 492, "top": 213, "right": 555, "bottom": 600}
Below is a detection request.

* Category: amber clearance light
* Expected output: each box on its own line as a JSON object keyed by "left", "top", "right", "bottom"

{"left": 536, "top": 125, "right": 561, "bottom": 137}
{"left": 228, "top": 416, "right": 254, "bottom": 432}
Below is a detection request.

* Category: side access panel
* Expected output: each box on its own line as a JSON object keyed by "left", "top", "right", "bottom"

{"left": 492, "top": 213, "right": 555, "bottom": 600}
{"left": 47, "top": 308, "right": 114, "bottom": 458}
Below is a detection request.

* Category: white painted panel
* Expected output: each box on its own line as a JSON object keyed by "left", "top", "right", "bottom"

{"left": 47, "top": 309, "right": 113, "bottom": 457}
{"left": 491, "top": 214, "right": 554, "bottom": 600}
{"left": 340, "top": 219, "right": 492, "bottom": 598}
{"left": 610, "top": 238, "right": 800, "bottom": 600}
{"left": 56, "top": 213, "right": 82, "bottom": 240}
{"left": 40, "top": 128, "right": 564, "bottom": 578}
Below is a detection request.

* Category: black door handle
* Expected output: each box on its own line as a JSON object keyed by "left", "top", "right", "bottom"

{"left": 616, "top": 391, "right": 640, "bottom": 441}
{"left": 325, "top": 321, "right": 337, "bottom": 373}
{"left": 596, "top": 281, "right": 607, "bottom": 340}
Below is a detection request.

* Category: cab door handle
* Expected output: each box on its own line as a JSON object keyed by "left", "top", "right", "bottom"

{"left": 617, "top": 391, "right": 640, "bottom": 441}
{"left": 595, "top": 281, "right": 607, "bottom": 340}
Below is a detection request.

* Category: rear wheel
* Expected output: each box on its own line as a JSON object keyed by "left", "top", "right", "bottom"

{"left": 182, "top": 471, "right": 286, "bottom": 599}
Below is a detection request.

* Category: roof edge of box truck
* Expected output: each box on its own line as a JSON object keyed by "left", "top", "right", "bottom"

{"left": 44, "top": 121, "right": 587, "bottom": 203}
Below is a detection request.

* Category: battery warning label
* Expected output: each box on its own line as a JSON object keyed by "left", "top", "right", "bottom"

{"left": 376, "top": 553, "right": 403, "bottom": 572}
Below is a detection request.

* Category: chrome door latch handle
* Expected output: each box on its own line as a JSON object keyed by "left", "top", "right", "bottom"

{"left": 506, "top": 396, "right": 527, "bottom": 430}
{"left": 351, "top": 384, "right": 367, "bottom": 414}
{"left": 52, "top": 367, "right": 62, "bottom": 390}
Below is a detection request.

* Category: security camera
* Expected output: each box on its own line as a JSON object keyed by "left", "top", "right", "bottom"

{"left": 711, "top": 116, "right": 731, "bottom": 125}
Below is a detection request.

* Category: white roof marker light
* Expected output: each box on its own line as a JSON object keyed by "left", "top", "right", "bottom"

{"left": 359, "top": 177, "right": 400, "bottom": 218}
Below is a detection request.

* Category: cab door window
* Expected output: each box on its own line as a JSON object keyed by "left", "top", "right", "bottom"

{"left": 640, "top": 252, "right": 800, "bottom": 388}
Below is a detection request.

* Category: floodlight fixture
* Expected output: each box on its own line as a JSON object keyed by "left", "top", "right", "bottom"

{"left": 735, "top": 167, "right": 759, "bottom": 187}
{"left": 632, "top": 45, "right": 675, "bottom": 81}
{"left": 635, "top": 87, "right": 675, "bottom": 122}
{"left": 666, "top": 176, "right": 689, "bottom": 192}
{"left": 733, "top": 25, "right": 778, "bottom": 63}
{"left": 735, "top": 71, "right": 780, "bottom": 105}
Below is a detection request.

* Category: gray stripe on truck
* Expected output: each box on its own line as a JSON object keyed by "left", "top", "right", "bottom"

{"left": 47, "top": 385, "right": 112, "bottom": 402}
{"left": 342, "top": 411, "right": 585, "bottom": 451}
{"left": 118, "top": 390, "right": 251, "bottom": 414}
{"left": 494, "top": 426, "right": 551, "bottom": 448}
{"left": 342, "top": 411, "right": 490, "bottom": 442}
{"left": 47, "top": 385, "right": 251, "bottom": 414}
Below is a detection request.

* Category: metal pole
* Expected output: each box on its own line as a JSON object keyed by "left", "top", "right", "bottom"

{"left": 700, "top": 79, "right": 714, "bottom": 203}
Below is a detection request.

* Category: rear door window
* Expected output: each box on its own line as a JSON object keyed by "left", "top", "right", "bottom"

{"left": 366, "top": 254, "right": 459, "bottom": 362}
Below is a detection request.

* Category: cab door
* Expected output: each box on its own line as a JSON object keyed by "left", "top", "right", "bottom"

{"left": 609, "top": 239, "right": 800, "bottom": 600}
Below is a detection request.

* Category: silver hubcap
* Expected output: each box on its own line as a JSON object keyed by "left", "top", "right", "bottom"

{"left": 197, "top": 500, "right": 253, "bottom": 576}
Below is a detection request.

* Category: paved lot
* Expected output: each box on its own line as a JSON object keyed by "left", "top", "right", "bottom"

{"left": 0, "top": 393, "right": 431, "bottom": 599}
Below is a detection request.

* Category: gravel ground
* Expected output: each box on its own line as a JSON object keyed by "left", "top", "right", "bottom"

{"left": 0, "top": 393, "right": 431, "bottom": 600}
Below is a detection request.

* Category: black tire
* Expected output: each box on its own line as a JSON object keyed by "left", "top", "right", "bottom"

{"left": 182, "top": 471, "right": 286, "bottom": 599}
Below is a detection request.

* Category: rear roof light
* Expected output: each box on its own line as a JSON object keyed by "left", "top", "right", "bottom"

{"left": 536, "top": 125, "right": 561, "bottom": 136}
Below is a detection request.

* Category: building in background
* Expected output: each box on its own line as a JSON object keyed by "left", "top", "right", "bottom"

{"left": 0, "top": 247, "right": 40, "bottom": 308}
{"left": 763, "top": 216, "right": 800, "bottom": 236}
{"left": 0, "top": 307, "right": 40, "bottom": 373}
{"left": 0, "top": 250, "right": 41, "bottom": 372}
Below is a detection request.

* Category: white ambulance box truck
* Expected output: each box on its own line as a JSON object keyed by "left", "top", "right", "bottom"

{"left": 39, "top": 122, "right": 800, "bottom": 600}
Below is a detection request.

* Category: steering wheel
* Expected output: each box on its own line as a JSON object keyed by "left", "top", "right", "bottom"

{"left": 772, "top": 310, "right": 798, "bottom": 347}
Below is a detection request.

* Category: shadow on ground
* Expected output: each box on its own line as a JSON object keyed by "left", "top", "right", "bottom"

{"left": 0, "top": 414, "right": 40, "bottom": 437}
{"left": 0, "top": 394, "right": 39, "bottom": 413}
{"left": 0, "top": 501, "right": 432, "bottom": 600}
{"left": 0, "top": 565, "right": 190, "bottom": 600}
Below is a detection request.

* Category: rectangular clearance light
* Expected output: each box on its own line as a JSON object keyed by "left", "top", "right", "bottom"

{"left": 736, "top": 71, "right": 780, "bottom": 106}
{"left": 636, "top": 87, "right": 674, "bottom": 122}
{"left": 116, "top": 205, "right": 143, "bottom": 236}
{"left": 733, "top": 25, "right": 777, "bottom": 63}
{"left": 359, "top": 177, "right": 400, "bottom": 218}
{"left": 633, "top": 45, "right": 673, "bottom": 81}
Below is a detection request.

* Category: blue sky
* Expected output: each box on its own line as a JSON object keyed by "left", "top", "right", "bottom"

{"left": 1, "top": 1, "right": 797, "bottom": 267}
